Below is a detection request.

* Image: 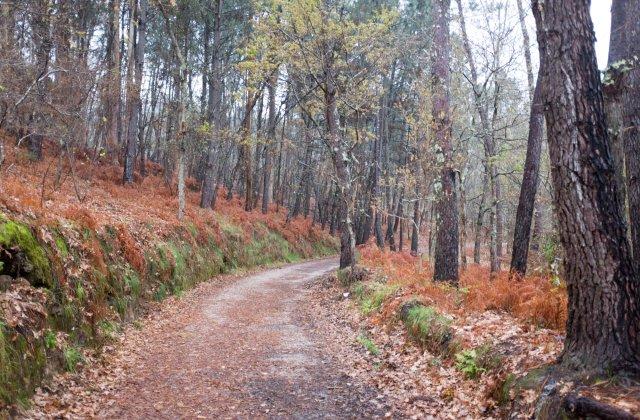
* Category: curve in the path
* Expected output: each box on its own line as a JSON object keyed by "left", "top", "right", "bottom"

{"left": 102, "top": 259, "right": 384, "bottom": 419}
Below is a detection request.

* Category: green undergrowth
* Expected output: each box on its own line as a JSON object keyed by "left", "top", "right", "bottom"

{"left": 357, "top": 333, "right": 380, "bottom": 355}
{"left": 0, "top": 211, "right": 337, "bottom": 409}
{"left": 350, "top": 280, "right": 400, "bottom": 315}
{"left": 455, "top": 343, "right": 503, "bottom": 379}
{"left": 0, "top": 217, "right": 52, "bottom": 286}
{"left": 400, "top": 303, "right": 455, "bottom": 355}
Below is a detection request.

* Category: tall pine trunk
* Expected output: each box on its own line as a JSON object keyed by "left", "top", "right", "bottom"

{"left": 262, "top": 69, "right": 278, "bottom": 214}
{"left": 104, "top": 0, "right": 121, "bottom": 162}
{"left": 622, "top": 1, "right": 640, "bottom": 263}
{"left": 533, "top": 0, "right": 640, "bottom": 373}
{"left": 200, "top": 0, "right": 222, "bottom": 209}
{"left": 432, "top": 0, "right": 459, "bottom": 284}
{"left": 124, "top": 0, "right": 146, "bottom": 184}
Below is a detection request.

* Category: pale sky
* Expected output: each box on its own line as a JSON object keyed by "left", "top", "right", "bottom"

{"left": 592, "top": 0, "right": 612, "bottom": 68}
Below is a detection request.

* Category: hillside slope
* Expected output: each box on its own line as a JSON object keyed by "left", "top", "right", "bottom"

{"left": 0, "top": 139, "right": 337, "bottom": 410}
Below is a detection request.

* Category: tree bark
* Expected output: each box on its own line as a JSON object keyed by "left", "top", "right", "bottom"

{"left": 240, "top": 88, "right": 263, "bottom": 212}
{"left": 324, "top": 51, "right": 356, "bottom": 269}
{"left": 262, "top": 69, "right": 278, "bottom": 214}
{"left": 158, "top": 2, "right": 188, "bottom": 220}
{"left": 373, "top": 129, "right": 385, "bottom": 249}
{"left": 473, "top": 173, "right": 488, "bottom": 264}
{"left": 602, "top": 0, "right": 629, "bottom": 242}
{"left": 458, "top": 170, "right": 467, "bottom": 269}
{"left": 533, "top": 0, "right": 640, "bottom": 373}
{"left": 29, "top": 0, "right": 52, "bottom": 161}
{"left": 104, "top": 0, "right": 122, "bottom": 162}
{"left": 411, "top": 181, "right": 420, "bottom": 255}
{"left": 510, "top": 64, "right": 544, "bottom": 276}
{"left": 621, "top": 1, "right": 640, "bottom": 264}
{"left": 124, "top": 0, "right": 146, "bottom": 184}
{"left": 432, "top": 0, "right": 459, "bottom": 284}
{"left": 200, "top": 0, "right": 223, "bottom": 209}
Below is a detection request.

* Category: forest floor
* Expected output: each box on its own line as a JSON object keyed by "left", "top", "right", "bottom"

{"left": 18, "top": 254, "right": 640, "bottom": 419}
{"left": 21, "top": 258, "right": 391, "bottom": 419}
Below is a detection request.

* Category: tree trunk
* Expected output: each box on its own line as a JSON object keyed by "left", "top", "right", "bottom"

{"left": 456, "top": 0, "right": 499, "bottom": 273}
{"left": 29, "top": 0, "right": 52, "bottom": 161}
{"left": 603, "top": 0, "right": 629, "bottom": 226}
{"left": 533, "top": 0, "right": 640, "bottom": 373}
{"left": 158, "top": 3, "right": 188, "bottom": 220}
{"left": 432, "top": 0, "right": 458, "bottom": 284}
{"left": 0, "top": 1, "right": 9, "bottom": 167}
{"left": 262, "top": 69, "right": 277, "bottom": 214}
{"left": 324, "top": 51, "right": 356, "bottom": 269}
{"left": 374, "top": 132, "right": 385, "bottom": 248}
{"left": 411, "top": 182, "right": 420, "bottom": 256}
{"left": 473, "top": 173, "right": 487, "bottom": 264}
{"left": 510, "top": 64, "right": 544, "bottom": 276}
{"left": 124, "top": 0, "right": 145, "bottom": 184}
{"left": 240, "top": 87, "right": 263, "bottom": 212}
{"left": 200, "top": 0, "right": 222, "bottom": 209}
{"left": 393, "top": 188, "right": 404, "bottom": 251}
{"left": 490, "top": 82, "right": 503, "bottom": 269}
{"left": 622, "top": 1, "right": 640, "bottom": 264}
{"left": 373, "top": 78, "right": 390, "bottom": 249}
{"left": 386, "top": 188, "right": 397, "bottom": 251}
{"left": 458, "top": 170, "right": 467, "bottom": 270}
{"left": 104, "top": 0, "right": 121, "bottom": 162}
{"left": 329, "top": 187, "right": 338, "bottom": 236}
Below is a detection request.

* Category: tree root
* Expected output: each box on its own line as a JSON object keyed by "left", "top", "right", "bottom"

{"left": 563, "top": 393, "right": 638, "bottom": 420}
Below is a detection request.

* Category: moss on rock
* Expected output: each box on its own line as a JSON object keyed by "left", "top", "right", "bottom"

{"left": 0, "top": 219, "right": 52, "bottom": 287}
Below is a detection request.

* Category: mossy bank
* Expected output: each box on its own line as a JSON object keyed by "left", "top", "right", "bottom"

{"left": 0, "top": 211, "right": 337, "bottom": 410}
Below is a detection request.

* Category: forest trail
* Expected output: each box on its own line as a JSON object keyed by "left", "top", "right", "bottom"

{"left": 97, "top": 259, "right": 385, "bottom": 419}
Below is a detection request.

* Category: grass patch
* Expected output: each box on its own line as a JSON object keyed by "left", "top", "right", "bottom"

{"left": 400, "top": 303, "right": 454, "bottom": 354}
{"left": 154, "top": 284, "right": 168, "bottom": 301}
{"left": 0, "top": 321, "right": 47, "bottom": 405}
{"left": 361, "top": 283, "right": 398, "bottom": 315}
{"left": 455, "top": 349, "right": 486, "bottom": 379}
{"left": 357, "top": 333, "right": 380, "bottom": 355}
{"left": 494, "top": 373, "right": 517, "bottom": 405}
{"left": 124, "top": 270, "right": 141, "bottom": 297}
{"left": 44, "top": 330, "right": 57, "bottom": 349}
{"left": 98, "top": 320, "right": 119, "bottom": 340}
{"left": 53, "top": 233, "right": 69, "bottom": 258}
{"left": 63, "top": 346, "right": 83, "bottom": 372}
{"left": 350, "top": 281, "right": 399, "bottom": 315}
{"left": 215, "top": 213, "right": 244, "bottom": 238}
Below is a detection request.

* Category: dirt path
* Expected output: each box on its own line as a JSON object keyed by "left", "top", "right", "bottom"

{"left": 92, "top": 259, "right": 386, "bottom": 419}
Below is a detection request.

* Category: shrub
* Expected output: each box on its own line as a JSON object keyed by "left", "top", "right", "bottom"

{"left": 455, "top": 343, "right": 503, "bottom": 379}
{"left": 455, "top": 349, "right": 485, "bottom": 379}
{"left": 359, "top": 244, "right": 568, "bottom": 331}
